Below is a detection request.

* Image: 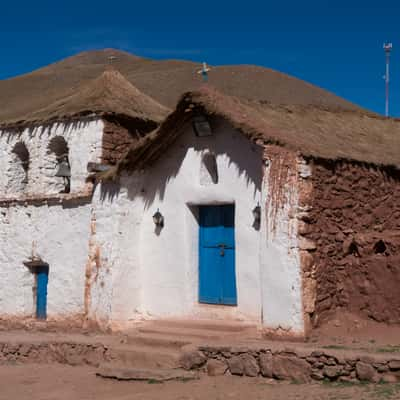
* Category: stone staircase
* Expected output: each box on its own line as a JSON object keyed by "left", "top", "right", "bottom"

{"left": 99, "top": 319, "right": 259, "bottom": 380}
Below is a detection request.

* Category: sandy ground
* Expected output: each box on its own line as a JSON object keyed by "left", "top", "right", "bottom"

{"left": 1, "top": 364, "right": 400, "bottom": 400}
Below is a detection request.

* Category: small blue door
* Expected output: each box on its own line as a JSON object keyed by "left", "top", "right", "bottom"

{"left": 36, "top": 265, "right": 49, "bottom": 320}
{"left": 199, "top": 205, "right": 237, "bottom": 305}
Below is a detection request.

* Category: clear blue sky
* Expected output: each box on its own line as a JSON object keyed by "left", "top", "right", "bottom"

{"left": 1, "top": 0, "right": 399, "bottom": 116}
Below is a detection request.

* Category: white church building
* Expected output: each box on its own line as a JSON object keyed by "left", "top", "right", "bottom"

{"left": 2, "top": 69, "right": 396, "bottom": 337}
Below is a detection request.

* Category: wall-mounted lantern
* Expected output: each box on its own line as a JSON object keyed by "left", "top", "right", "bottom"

{"left": 252, "top": 203, "right": 261, "bottom": 225}
{"left": 193, "top": 115, "right": 213, "bottom": 137}
{"left": 152, "top": 209, "right": 164, "bottom": 227}
{"left": 55, "top": 155, "right": 71, "bottom": 178}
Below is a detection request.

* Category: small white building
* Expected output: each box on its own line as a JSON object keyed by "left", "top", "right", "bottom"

{"left": 2, "top": 70, "right": 399, "bottom": 337}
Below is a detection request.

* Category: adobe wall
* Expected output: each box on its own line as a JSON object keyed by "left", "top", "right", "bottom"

{"left": 101, "top": 117, "right": 157, "bottom": 165}
{"left": 304, "top": 160, "right": 400, "bottom": 325}
{"left": 0, "top": 119, "right": 103, "bottom": 320}
{"left": 0, "top": 197, "right": 92, "bottom": 319}
{"left": 260, "top": 145, "right": 311, "bottom": 337}
{"left": 0, "top": 119, "right": 104, "bottom": 196}
{"left": 90, "top": 118, "right": 266, "bottom": 328}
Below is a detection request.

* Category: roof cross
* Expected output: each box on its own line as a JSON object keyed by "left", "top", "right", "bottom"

{"left": 197, "top": 62, "right": 211, "bottom": 82}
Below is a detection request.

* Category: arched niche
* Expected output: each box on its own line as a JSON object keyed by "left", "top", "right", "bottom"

{"left": 45, "top": 136, "right": 71, "bottom": 193}
{"left": 200, "top": 151, "right": 219, "bottom": 186}
{"left": 7, "top": 141, "right": 30, "bottom": 193}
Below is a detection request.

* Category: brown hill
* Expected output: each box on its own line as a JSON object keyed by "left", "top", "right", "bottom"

{"left": 0, "top": 49, "right": 361, "bottom": 125}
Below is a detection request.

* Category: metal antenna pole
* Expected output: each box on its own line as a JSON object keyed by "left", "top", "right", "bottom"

{"left": 383, "top": 43, "right": 392, "bottom": 117}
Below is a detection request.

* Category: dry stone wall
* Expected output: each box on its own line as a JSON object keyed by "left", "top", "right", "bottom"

{"left": 181, "top": 345, "right": 400, "bottom": 383}
{"left": 301, "top": 160, "right": 400, "bottom": 325}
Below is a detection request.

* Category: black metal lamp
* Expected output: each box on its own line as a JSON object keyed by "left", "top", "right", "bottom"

{"left": 55, "top": 155, "right": 71, "bottom": 177}
{"left": 252, "top": 203, "right": 261, "bottom": 225}
{"left": 193, "top": 115, "right": 212, "bottom": 137}
{"left": 152, "top": 209, "right": 164, "bottom": 227}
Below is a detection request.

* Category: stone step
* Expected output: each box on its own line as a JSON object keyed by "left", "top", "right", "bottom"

{"left": 125, "top": 332, "right": 192, "bottom": 349}
{"left": 96, "top": 364, "right": 198, "bottom": 382}
{"left": 137, "top": 322, "right": 259, "bottom": 342}
{"left": 149, "top": 319, "right": 257, "bottom": 333}
{"left": 107, "top": 344, "right": 181, "bottom": 369}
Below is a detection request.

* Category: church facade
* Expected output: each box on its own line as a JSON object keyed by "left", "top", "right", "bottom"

{"left": 1, "top": 71, "right": 399, "bottom": 338}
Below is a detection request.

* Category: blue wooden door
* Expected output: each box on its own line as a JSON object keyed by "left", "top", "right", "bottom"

{"left": 199, "top": 205, "right": 237, "bottom": 305}
{"left": 36, "top": 266, "right": 49, "bottom": 319}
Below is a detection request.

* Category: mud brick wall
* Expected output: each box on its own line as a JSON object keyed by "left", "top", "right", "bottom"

{"left": 304, "top": 160, "right": 400, "bottom": 325}
{"left": 102, "top": 116, "right": 158, "bottom": 165}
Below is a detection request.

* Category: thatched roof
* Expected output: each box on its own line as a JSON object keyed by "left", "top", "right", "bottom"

{"left": 0, "top": 49, "right": 361, "bottom": 128}
{"left": 118, "top": 86, "right": 400, "bottom": 172}
{"left": 0, "top": 69, "right": 170, "bottom": 129}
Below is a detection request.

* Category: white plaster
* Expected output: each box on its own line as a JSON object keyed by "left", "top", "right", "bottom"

{"left": 259, "top": 155, "right": 304, "bottom": 334}
{"left": 91, "top": 119, "right": 265, "bottom": 326}
{"left": 0, "top": 119, "right": 104, "bottom": 197}
{"left": 0, "top": 202, "right": 92, "bottom": 318}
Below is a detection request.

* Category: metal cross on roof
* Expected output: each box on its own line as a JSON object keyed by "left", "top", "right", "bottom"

{"left": 108, "top": 56, "right": 117, "bottom": 65}
{"left": 197, "top": 62, "right": 211, "bottom": 82}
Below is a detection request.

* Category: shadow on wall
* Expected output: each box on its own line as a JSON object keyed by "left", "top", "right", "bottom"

{"left": 0, "top": 119, "right": 93, "bottom": 143}
{"left": 99, "top": 117, "right": 264, "bottom": 209}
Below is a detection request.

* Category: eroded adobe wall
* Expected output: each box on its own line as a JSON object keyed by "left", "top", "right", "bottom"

{"left": 260, "top": 145, "right": 314, "bottom": 337}
{"left": 303, "top": 160, "right": 400, "bottom": 325}
{"left": 101, "top": 117, "right": 157, "bottom": 165}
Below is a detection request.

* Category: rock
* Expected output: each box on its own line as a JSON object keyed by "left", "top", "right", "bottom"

{"left": 376, "top": 364, "right": 389, "bottom": 373}
{"left": 338, "top": 376, "right": 356, "bottom": 383}
{"left": 323, "top": 366, "right": 342, "bottom": 379}
{"left": 206, "top": 359, "right": 227, "bottom": 376}
{"left": 259, "top": 353, "right": 273, "bottom": 377}
{"left": 314, "top": 362, "right": 324, "bottom": 369}
{"left": 388, "top": 360, "right": 400, "bottom": 371}
{"left": 299, "top": 251, "right": 314, "bottom": 270}
{"left": 380, "top": 373, "right": 399, "bottom": 383}
{"left": 298, "top": 237, "right": 317, "bottom": 251}
{"left": 241, "top": 354, "right": 260, "bottom": 377}
{"left": 311, "top": 371, "right": 324, "bottom": 381}
{"left": 306, "top": 357, "right": 318, "bottom": 364}
{"left": 356, "top": 362, "right": 376, "bottom": 382}
{"left": 272, "top": 355, "right": 311, "bottom": 383}
{"left": 227, "top": 356, "right": 244, "bottom": 376}
{"left": 303, "top": 277, "right": 317, "bottom": 313}
{"left": 180, "top": 350, "right": 206, "bottom": 370}
{"left": 96, "top": 365, "right": 198, "bottom": 381}
{"left": 326, "top": 357, "right": 337, "bottom": 366}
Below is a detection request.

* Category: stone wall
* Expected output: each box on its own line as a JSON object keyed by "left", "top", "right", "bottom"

{"left": 181, "top": 345, "right": 400, "bottom": 383}
{"left": 300, "top": 160, "right": 400, "bottom": 326}
{"left": 0, "top": 341, "right": 108, "bottom": 367}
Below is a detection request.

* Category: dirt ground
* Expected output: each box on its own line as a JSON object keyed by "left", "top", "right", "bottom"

{"left": 1, "top": 364, "right": 400, "bottom": 400}
{"left": 309, "top": 311, "right": 400, "bottom": 351}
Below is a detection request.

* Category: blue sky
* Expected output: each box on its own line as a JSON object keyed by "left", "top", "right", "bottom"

{"left": 1, "top": 1, "right": 399, "bottom": 116}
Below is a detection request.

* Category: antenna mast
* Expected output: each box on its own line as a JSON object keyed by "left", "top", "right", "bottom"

{"left": 383, "top": 43, "right": 392, "bottom": 117}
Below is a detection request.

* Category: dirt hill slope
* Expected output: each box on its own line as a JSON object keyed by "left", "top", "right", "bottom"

{"left": 0, "top": 48, "right": 360, "bottom": 124}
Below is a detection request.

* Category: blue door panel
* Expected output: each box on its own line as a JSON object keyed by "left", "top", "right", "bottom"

{"left": 199, "top": 205, "right": 237, "bottom": 305}
{"left": 200, "top": 206, "right": 223, "bottom": 248}
{"left": 222, "top": 206, "right": 235, "bottom": 248}
{"left": 222, "top": 248, "right": 237, "bottom": 305}
{"left": 199, "top": 247, "right": 221, "bottom": 304}
{"left": 36, "top": 266, "right": 48, "bottom": 320}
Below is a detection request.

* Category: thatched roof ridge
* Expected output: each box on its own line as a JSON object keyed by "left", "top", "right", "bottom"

{"left": 117, "top": 85, "right": 400, "bottom": 173}
{"left": 0, "top": 70, "right": 170, "bottom": 130}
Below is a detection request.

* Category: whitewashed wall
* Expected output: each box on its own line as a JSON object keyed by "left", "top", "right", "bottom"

{"left": 259, "top": 148, "right": 305, "bottom": 336}
{"left": 0, "top": 119, "right": 104, "bottom": 197}
{"left": 0, "top": 119, "right": 103, "bottom": 319}
{"left": 0, "top": 202, "right": 92, "bottom": 318}
{"left": 91, "top": 119, "right": 265, "bottom": 327}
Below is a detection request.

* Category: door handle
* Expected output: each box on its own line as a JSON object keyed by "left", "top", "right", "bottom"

{"left": 218, "top": 244, "right": 226, "bottom": 257}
